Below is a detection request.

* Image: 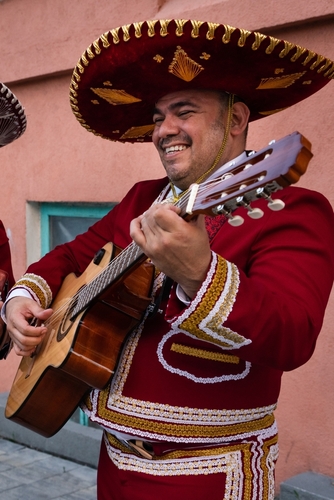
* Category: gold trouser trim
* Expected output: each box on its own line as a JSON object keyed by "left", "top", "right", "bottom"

{"left": 104, "top": 431, "right": 279, "bottom": 500}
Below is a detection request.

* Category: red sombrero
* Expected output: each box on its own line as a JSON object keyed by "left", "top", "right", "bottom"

{"left": 0, "top": 83, "right": 27, "bottom": 148}
{"left": 69, "top": 19, "right": 333, "bottom": 143}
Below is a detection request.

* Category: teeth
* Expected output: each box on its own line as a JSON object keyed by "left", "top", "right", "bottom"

{"left": 165, "top": 145, "right": 187, "bottom": 153}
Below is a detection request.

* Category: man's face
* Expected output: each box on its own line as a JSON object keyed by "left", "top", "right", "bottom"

{"left": 152, "top": 89, "right": 228, "bottom": 190}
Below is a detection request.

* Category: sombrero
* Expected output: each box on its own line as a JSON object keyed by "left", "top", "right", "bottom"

{"left": 0, "top": 83, "right": 27, "bottom": 148}
{"left": 69, "top": 19, "right": 334, "bottom": 143}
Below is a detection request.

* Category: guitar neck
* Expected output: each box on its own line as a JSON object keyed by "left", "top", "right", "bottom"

{"left": 71, "top": 241, "right": 145, "bottom": 318}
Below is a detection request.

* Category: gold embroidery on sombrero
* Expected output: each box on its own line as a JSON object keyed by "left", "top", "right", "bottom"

{"left": 99, "top": 34, "right": 111, "bottom": 49}
{"left": 91, "top": 88, "right": 142, "bottom": 105}
{"left": 121, "top": 24, "right": 131, "bottom": 42}
{"left": 157, "top": 19, "right": 170, "bottom": 37}
{"left": 175, "top": 19, "right": 188, "bottom": 36}
{"left": 256, "top": 72, "right": 306, "bottom": 89}
{"left": 190, "top": 20, "right": 204, "bottom": 38}
{"left": 120, "top": 124, "right": 155, "bottom": 140}
{"left": 237, "top": 29, "right": 251, "bottom": 48}
{"left": 310, "top": 54, "right": 326, "bottom": 71}
{"left": 168, "top": 46, "right": 204, "bottom": 82}
{"left": 265, "top": 37, "right": 281, "bottom": 54}
{"left": 259, "top": 108, "right": 288, "bottom": 116}
{"left": 170, "top": 343, "right": 240, "bottom": 364}
{"left": 279, "top": 41, "right": 296, "bottom": 58}
{"left": 110, "top": 27, "right": 120, "bottom": 44}
{"left": 133, "top": 22, "right": 144, "bottom": 38}
{"left": 323, "top": 61, "right": 334, "bottom": 77}
{"left": 302, "top": 50, "right": 317, "bottom": 66}
{"left": 222, "top": 24, "right": 236, "bottom": 44}
{"left": 206, "top": 22, "right": 220, "bottom": 40}
{"left": 325, "top": 66, "right": 334, "bottom": 79}
{"left": 251, "top": 32, "right": 267, "bottom": 51}
{"left": 290, "top": 45, "right": 307, "bottom": 62}
{"left": 147, "top": 20, "right": 159, "bottom": 37}
{"left": 153, "top": 54, "right": 164, "bottom": 63}
{"left": 13, "top": 273, "right": 52, "bottom": 309}
{"left": 317, "top": 59, "right": 333, "bottom": 74}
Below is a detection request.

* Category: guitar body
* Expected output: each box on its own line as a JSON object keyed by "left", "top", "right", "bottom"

{"left": 5, "top": 242, "right": 155, "bottom": 437}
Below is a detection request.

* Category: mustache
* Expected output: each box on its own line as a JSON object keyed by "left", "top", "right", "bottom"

{"left": 159, "top": 134, "right": 192, "bottom": 150}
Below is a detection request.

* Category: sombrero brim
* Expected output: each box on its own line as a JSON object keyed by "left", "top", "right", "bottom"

{"left": 0, "top": 83, "right": 27, "bottom": 148}
{"left": 69, "top": 19, "right": 334, "bottom": 143}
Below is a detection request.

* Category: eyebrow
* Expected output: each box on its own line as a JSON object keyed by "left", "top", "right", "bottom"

{"left": 153, "top": 100, "right": 201, "bottom": 115}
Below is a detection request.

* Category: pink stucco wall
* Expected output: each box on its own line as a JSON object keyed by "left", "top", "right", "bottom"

{"left": 0, "top": 0, "right": 333, "bottom": 491}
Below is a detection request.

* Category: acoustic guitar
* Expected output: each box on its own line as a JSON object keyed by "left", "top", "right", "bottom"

{"left": 5, "top": 131, "right": 312, "bottom": 437}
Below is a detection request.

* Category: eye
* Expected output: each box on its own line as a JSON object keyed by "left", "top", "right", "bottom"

{"left": 153, "top": 115, "right": 164, "bottom": 125}
{"left": 179, "top": 109, "right": 194, "bottom": 118}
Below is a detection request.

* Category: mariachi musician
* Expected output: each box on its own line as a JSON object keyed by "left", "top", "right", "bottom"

{"left": 0, "top": 82, "right": 27, "bottom": 358}
{"left": 3, "top": 19, "right": 334, "bottom": 500}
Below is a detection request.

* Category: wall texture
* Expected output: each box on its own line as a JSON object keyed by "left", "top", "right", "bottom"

{"left": 0, "top": 0, "right": 333, "bottom": 492}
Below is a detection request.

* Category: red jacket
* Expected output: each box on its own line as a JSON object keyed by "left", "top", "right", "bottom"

{"left": 24, "top": 179, "right": 334, "bottom": 441}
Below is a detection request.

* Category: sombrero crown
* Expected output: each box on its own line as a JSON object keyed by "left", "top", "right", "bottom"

{"left": 0, "top": 83, "right": 27, "bottom": 147}
{"left": 69, "top": 19, "right": 334, "bottom": 143}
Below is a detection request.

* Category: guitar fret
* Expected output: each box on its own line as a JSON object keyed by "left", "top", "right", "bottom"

{"left": 72, "top": 242, "right": 144, "bottom": 317}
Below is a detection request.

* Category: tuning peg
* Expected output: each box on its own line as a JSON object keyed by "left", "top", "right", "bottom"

{"left": 247, "top": 207, "right": 264, "bottom": 219}
{"left": 235, "top": 196, "right": 264, "bottom": 220}
{"left": 227, "top": 214, "right": 244, "bottom": 226}
{"left": 213, "top": 204, "right": 244, "bottom": 226}
{"left": 256, "top": 188, "right": 285, "bottom": 211}
{"left": 268, "top": 199, "right": 285, "bottom": 211}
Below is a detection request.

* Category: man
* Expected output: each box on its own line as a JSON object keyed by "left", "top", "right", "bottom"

{"left": 0, "top": 82, "right": 26, "bottom": 357}
{"left": 3, "top": 20, "right": 334, "bottom": 499}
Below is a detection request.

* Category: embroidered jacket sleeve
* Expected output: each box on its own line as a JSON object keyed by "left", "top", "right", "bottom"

{"left": 165, "top": 187, "right": 334, "bottom": 372}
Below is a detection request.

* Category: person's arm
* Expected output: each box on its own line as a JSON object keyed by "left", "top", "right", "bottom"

{"left": 134, "top": 188, "right": 334, "bottom": 372}
{"left": 4, "top": 177, "right": 169, "bottom": 357}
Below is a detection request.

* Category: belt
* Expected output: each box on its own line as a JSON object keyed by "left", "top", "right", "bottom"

{"left": 122, "top": 439, "right": 156, "bottom": 459}
{"left": 120, "top": 438, "right": 233, "bottom": 460}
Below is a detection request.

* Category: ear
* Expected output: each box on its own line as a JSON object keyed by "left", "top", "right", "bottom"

{"left": 230, "top": 102, "right": 250, "bottom": 137}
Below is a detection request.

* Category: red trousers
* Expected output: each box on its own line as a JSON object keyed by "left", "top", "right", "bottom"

{"left": 97, "top": 439, "right": 228, "bottom": 500}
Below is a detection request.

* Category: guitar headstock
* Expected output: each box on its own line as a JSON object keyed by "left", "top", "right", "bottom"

{"left": 181, "top": 131, "right": 312, "bottom": 226}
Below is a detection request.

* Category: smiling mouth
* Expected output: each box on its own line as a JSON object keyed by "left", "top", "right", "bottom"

{"left": 164, "top": 145, "right": 187, "bottom": 154}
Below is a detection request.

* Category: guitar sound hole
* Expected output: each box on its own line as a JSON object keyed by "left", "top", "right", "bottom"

{"left": 57, "top": 298, "right": 77, "bottom": 342}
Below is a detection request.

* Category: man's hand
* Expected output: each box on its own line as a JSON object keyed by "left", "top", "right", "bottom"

{"left": 5, "top": 297, "right": 53, "bottom": 357}
{"left": 130, "top": 203, "right": 211, "bottom": 299}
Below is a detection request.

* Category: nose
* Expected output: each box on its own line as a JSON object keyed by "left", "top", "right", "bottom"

{"left": 155, "top": 113, "right": 180, "bottom": 139}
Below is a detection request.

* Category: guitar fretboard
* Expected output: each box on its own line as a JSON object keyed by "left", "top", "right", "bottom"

{"left": 71, "top": 241, "right": 144, "bottom": 318}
